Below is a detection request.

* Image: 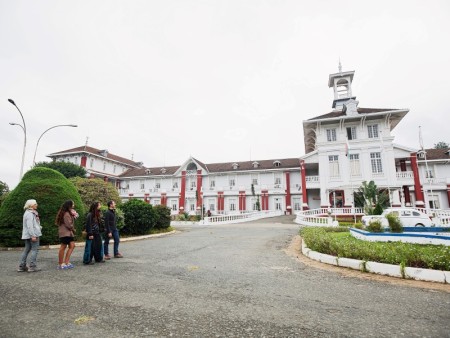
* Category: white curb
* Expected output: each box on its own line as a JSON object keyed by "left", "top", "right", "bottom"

{"left": 301, "top": 239, "right": 448, "bottom": 284}
{"left": 366, "top": 261, "right": 403, "bottom": 278}
{"left": 337, "top": 257, "right": 364, "bottom": 270}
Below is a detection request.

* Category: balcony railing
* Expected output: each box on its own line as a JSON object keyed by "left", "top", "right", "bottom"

{"left": 396, "top": 171, "right": 414, "bottom": 179}
{"left": 305, "top": 176, "right": 320, "bottom": 183}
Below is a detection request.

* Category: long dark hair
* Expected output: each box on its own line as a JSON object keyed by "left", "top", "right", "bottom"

{"left": 89, "top": 201, "right": 101, "bottom": 223}
{"left": 55, "top": 200, "right": 74, "bottom": 225}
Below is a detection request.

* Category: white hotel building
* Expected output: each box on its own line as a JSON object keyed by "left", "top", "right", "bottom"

{"left": 48, "top": 68, "right": 450, "bottom": 214}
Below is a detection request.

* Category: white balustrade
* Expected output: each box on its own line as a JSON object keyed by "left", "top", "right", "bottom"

{"left": 295, "top": 207, "right": 365, "bottom": 227}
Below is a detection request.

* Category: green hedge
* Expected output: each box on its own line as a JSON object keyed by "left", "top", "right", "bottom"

{"left": 300, "top": 227, "right": 450, "bottom": 271}
{"left": 0, "top": 168, "right": 85, "bottom": 247}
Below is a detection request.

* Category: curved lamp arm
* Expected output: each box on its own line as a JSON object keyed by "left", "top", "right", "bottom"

{"left": 33, "top": 124, "right": 78, "bottom": 165}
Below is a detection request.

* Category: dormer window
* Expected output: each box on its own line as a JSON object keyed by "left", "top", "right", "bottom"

{"left": 145, "top": 169, "right": 151, "bottom": 175}
{"left": 161, "top": 168, "right": 167, "bottom": 174}
{"left": 273, "top": 160, "right": 281, "bottom": 167}
{"left": 100, "top": 149, "right": 109, "bottom": 157}
{"left": 252, "top": 161, "right": 259, "bottom": 168}
{"left": 232, "top": 163, "right": 239, "bottom": 170}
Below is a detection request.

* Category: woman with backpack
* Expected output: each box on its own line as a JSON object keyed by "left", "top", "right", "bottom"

{"left": 83, "top": 201, "right": 105, "bottom": 265}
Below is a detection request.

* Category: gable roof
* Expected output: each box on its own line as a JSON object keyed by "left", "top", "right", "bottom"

{"left": 119, "top": 157, "right": 301, "bottom": 178}
{"left": 47, "top": 146, "right": 141, "bottom": 167}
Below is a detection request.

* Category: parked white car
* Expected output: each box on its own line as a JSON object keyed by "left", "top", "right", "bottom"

{"left": 361, "top": 208, "right": 435, "bottom": 227}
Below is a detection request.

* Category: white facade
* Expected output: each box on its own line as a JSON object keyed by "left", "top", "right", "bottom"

{"left": 300, "top": 67, "right": 450, "bottom": 210}
{"left": 47, "top": 67, "right": 450, "bottom": 212}
{"left": 47, "top": 146, "right": 142, "bottom": 186}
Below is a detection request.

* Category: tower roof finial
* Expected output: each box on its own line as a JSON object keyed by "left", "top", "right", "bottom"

{"left": 338, "top": 58, "right": 342, "bottom": 73}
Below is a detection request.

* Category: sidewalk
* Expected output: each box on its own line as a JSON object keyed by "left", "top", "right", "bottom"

{"left": 0, "top": 230, "right": 177, "bottom": 251}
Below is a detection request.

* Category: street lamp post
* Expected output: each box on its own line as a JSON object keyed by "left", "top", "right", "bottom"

{"left": 8, "top": 99, "right": 27, "bottom": 179}
{"left": 33, "top": 124, "right": 78, "bottom": 165}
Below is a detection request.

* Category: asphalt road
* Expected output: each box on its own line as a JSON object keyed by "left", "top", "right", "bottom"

{"left": 1, "top": 216, "right": 449, "bottom": 337}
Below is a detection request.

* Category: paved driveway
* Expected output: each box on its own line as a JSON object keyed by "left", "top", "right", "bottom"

{"left": 1, "top": 217, "right": 449, "bottom": 337}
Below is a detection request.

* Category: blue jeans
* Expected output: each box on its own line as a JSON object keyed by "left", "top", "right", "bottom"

{"left": 20, "top": 238, "right": 39, "bottom": 268}
{"left": 104, "top": 229, "right": 120, "bottom": 256}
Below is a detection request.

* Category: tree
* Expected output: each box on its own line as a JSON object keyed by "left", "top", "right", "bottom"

{"left": 0, "top": 180, "right": 9, "bottom": 208}
{"left": 354, "top": 180, "right": 389, "bottom": 215}
{"left": 0, "top": 167, "right": 85, "bottom": 247}
{"left": 34, "top": 161, "right": 87, "bottom": 179}
{"left": 434, "top": 141, "right": 449, "bottom": 149}
{"left": 69, "top": 177, "right": 121, "bottom": 211}
{"left": 120, "top": 199, "right": 156, "bottom": 235}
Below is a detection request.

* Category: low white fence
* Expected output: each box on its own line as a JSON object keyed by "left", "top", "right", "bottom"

{"left": 171, "top": 210, "right": 285, "bottom": 226}
{"left": 203, "top": 210, "right": 284, "bottom": 225}
{"left": 295, "top": 207, "right": 365, "bottom": 227}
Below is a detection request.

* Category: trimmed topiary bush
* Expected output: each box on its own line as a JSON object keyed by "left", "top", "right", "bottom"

{"left": 69, "top": 177, "right": 121, "bottom": 211}
{"left": 0, "top": 167, "right": 85, "bottom": 247}
{"left": 120, "top": 199, "right": 156, "bottom": 235}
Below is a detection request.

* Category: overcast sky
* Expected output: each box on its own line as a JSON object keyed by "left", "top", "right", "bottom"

{"left": 1, "top": 0, "right": 449, "bottom": 189}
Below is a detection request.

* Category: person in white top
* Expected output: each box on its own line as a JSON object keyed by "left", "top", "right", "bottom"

{"left": 18, "top": 199, "right": 42, "bottom": 272}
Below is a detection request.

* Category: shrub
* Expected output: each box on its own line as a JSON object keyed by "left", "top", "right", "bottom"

{"left": 386, "top": 212, "right": 403, "bottom": 233}
{"left": 100, "top": 206, "right": 125, "bottom": 230}
{"left": 352, "top": 222, "right": 364, "bottom": 230}
{"left": 300, "top": 227, "right": 450, "bottom": 271}
{"left": 366, "top": 219, "right": 384, "bottom": 233}
{"left": 69, "top": 177, "right": 121, "bottom": 211}
{"left": 153, "top": 205, "right": 171, "bottom": 229}
{"left": 120, "top": 199, "right": 156, "bottom": 235}
{"left": 0, "top": 168, "right": 85, "bottom": 246}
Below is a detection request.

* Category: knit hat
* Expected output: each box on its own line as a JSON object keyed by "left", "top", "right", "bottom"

{"left": 24, "top": 199, "right": 37, "bottom": 210}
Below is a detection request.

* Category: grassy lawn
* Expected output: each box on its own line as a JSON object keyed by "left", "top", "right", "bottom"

{"left": 300, "top": 227, "right": 450, "bottom": 271}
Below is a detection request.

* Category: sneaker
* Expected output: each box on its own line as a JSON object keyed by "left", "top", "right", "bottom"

{"left": 28, "top": 267, "right": 42, "bottom": 272}
{"left": 104, "top": 254, "right": 111, "bottom": 260}
{"left": 114, "top": 253, "right": 123, "bottom": 258}
{"left": 57, "top": 264, "right": 68, "bottom": 270}
{"left": 66, "top": 263, "right": 74, "bottom": 269}
{"left": 17, "top": 265, "right": 28, "bottom": 272}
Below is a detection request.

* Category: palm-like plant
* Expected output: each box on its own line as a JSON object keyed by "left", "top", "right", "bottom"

{"left": 355, "top": 180, "right": 389, "bottom": 215}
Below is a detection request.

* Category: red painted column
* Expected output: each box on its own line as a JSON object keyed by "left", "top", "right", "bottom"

{"left": 403, "top": 186, "right": 411, "bottom": 206}
{"left": 239, "top": 191, "right": 246, "bottom": 212}
{"left": 261, "top": 190, "right": 269, "bottom": 210}
{"left": 81, "top": 156, "right": 87, "bottom": 167}
{"left": 285, "top": 172, "right": 291, "bottom": 215}
{"left": 217, "top": 192, "right": 224, "bottom": 213}
{"left": 161, "top": 193, "right": 167, "bottom": 206}
{"left": 410, "top": 153, "right": 424, "bottom": 207}
{"left": 196, "top": 169, "right": 202, "bottom": 208}
{"left": 300, "top": 160, "right": 309, "bottom": 210}
{"left": 179, "top": 170, "right": 186, "bottom": 213}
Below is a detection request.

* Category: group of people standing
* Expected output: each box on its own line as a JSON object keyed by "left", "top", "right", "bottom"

{"left": 18, "top": 199, "right": 123, "bottom": 272}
